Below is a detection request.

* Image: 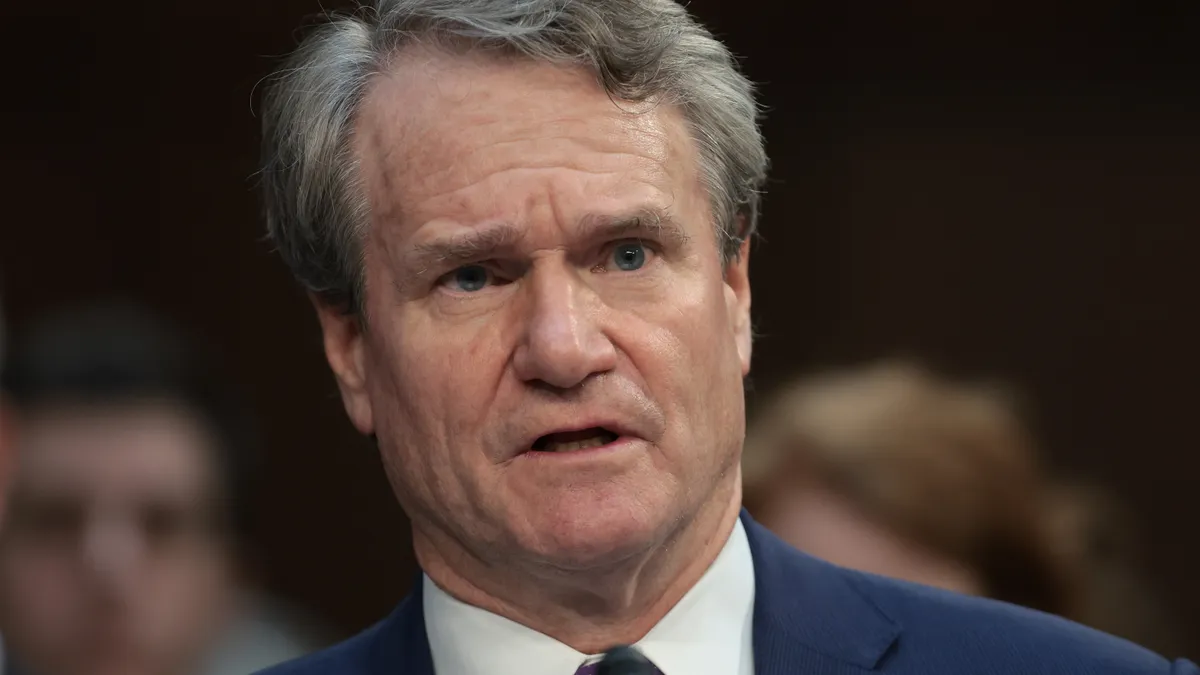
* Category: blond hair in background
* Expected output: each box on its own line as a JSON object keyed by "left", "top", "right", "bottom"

{"left": 742, "top": 363, "right": 1049, "bottom": 607}
{"left": 743, "top": 360, "right": 1178, "bottom": 651}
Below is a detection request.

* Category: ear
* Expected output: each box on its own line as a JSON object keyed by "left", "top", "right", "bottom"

{"left": 723, "top": 235, "right": 753, "bottom": 377}
{"left": 311, "top": 296, "right": 375, "bottom": 436}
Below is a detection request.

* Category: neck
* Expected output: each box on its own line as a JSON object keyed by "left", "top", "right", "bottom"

{"left": 415, "top": 481, "right": 742, "bottom": 654}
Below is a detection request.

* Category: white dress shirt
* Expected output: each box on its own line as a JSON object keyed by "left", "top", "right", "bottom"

{"left": 424, "top": 519, "right": 756, "bottom": 675}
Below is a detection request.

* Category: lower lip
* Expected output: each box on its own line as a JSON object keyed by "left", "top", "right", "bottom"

{"left": 520, "top": 436, "right": 639, "bottom": 461}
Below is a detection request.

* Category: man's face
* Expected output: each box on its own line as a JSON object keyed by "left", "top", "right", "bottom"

{"left": 318, "top": 50, "right": 753, "bottom": 570}
{"left": 0, "top": 402, "right": 235, "bottom": 675}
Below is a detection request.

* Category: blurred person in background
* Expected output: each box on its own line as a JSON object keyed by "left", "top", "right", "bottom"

{"left": 743, "top": 360, "right": 1178, "bottom": 653}
{"left": 1043, "top": 482, "right": 1181, "bottom": 655}
{"left": 0, "top": 297, "right": 11, "bottom": 507}
{"left": 0, "top": 297, "right": 13, "bottom": 672}
{"left": 0, "top": 303, "right": 325, "bottom": 675}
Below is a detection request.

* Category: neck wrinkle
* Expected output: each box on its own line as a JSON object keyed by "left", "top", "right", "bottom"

{"left": 414, "top": 482, "right": 743, "bottom": 654}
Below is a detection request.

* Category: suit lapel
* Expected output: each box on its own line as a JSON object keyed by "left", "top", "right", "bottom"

{"left": 743, "top": 511, "right": 901, "bottom": 674}
{"left": 369, "top": 575, "right": 435, "bottom": 675}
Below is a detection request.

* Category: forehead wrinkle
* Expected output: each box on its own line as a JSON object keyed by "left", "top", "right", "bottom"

{"left": 433, "top": 107, "right": 675, "bottom": 184}
{"left": 355, "top": 51, "right": 712, "bottom": 293}
{"left": 393, "top": 129, "right": 677, "bottom": 223}
{"left": 377, "top": 157, "right": 667, "bottom": 268}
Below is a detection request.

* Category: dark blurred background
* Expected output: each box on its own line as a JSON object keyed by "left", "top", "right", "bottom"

{"left": 1, "top": 0, "right": 1196, "bottom": 656}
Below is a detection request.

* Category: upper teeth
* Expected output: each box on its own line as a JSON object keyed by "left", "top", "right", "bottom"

{"left": 544, "top": 436, "right": 610, "bottom": 452}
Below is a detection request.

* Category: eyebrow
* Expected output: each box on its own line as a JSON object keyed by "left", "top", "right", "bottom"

{"left": 576, "top": 206, "right": 691, "bottom": 250}
{"left": 404, "top": 205, "right": 690, "bottom": 279}
{"left": 407, "top": 223, "right": 526, "bottom": 278}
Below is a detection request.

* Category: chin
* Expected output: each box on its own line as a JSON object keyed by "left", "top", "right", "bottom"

{"left": 517, "top": 491, "right": 677, "bottom": 570}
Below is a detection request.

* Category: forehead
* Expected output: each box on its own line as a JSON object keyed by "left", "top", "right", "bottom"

{"left": 13, "top": 401, "right": 217, "bottom": 498}
{"left": 354, "top": 47, "right": 703, "bottom": 231}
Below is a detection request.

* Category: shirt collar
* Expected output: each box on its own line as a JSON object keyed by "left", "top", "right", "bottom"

{"left": 424, "top": 519, "right": 756, "bottom": 675}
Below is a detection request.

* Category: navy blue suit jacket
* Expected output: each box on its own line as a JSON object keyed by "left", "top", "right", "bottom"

{"left": 259, "top": 513, "right": 1197, "bottom": 674}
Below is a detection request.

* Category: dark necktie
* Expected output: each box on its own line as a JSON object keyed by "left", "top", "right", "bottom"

{"left": 574, "top": 645, "right": 662, "bottom": 674}
{"left": 574, "top": 663, "right": 662, "bottom": 675}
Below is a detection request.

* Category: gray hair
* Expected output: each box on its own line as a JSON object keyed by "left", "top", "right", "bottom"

{"left": 260, "top": 0, "right": 768, "bottom": 314}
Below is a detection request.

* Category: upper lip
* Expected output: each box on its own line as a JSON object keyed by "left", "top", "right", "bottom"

{"left": 516, "top": 418, "right": 641, "bottom": 455}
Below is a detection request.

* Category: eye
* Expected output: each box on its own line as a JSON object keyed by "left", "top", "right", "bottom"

{"left": 140, "top": 503, "right": 188, "bottom": 546}
{"left": 14, "top": 498, "right": 84, "bottom": 546}
{"left": 441, "top": 264, "right": 492, "bottom": 292}
{"left": 610, "top": 241, "right": 647, "bottom": 272}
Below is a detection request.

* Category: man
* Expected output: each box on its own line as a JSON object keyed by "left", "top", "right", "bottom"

{"left": 0, "top": 304, "right": 319, "bottom": 675}
{"left": 255, "top": 1, "right": 1197, "bottom": 673}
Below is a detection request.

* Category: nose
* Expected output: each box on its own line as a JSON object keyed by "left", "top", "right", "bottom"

{"left": 512, "top": 264, "right": 617, "bottom": 390}
{"left": 81, "top": 514, "right": 144, "bottom": 601}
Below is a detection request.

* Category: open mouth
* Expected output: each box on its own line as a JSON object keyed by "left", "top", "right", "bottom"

{"left": 530, "top": 427, "right": 620, "bottom": 453}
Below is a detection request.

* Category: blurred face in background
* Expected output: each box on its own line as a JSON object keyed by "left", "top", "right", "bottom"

{"left": 0, "top": 399, "right": 11, "bottom": 518}
{"left": 0, "top": 400, "right": 236, "bottom": 675}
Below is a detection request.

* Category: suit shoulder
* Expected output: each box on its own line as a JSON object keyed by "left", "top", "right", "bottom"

{"left": 253, "top": 619, "right": 382, "bottom": 675}
{"left": 846, "top": 569, "right": 1190, "bottom": 674}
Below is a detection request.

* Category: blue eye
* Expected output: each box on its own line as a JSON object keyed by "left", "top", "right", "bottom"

{"left": 449, "top": 265, "right": 490, "bottom": 292}
{"left": 612, "top": 242, "right": 646, "bottom": 271}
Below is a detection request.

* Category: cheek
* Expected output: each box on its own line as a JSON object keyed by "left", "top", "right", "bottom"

{"left": 367, "top": 319, "right": 507, "bottom": 503}
{"left": 154, "top": 555, "right": 230, "bottom": 606}
{"left": 625, "top": 277, "right": 745, "bottom": 467}
{"left": 641, "top": 276, "right": 743, "bottom": 401}
{"left": 371, "top": 308, "right": 502, "bottom": 420}
{"left": 140, "top": 556, "right": 233, "bottom": 646}
{"left": 0, "top": 552, "right": 81, "bottom": 632}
